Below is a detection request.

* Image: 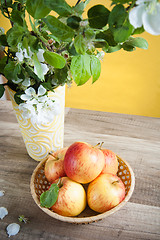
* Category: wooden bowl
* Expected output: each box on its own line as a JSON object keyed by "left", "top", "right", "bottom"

{"left": 30, "top": 156, "right": 135, "bottom": 224}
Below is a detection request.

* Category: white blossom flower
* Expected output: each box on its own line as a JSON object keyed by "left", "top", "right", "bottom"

{"left": 34, "top": 62, "right": 49, "bottom": 76}
{"left": 0, "top": 207, "right": 8, "bottom": 219}
{"left": 6, "top": 223, "right": 20, "bottom": 237}
{"left": 21, "top": 86, "right": 46, "bottom": 101}
{"left": 12, "top": 78, "right": 23, "bottom": 84}
{"left": 19, "top": 102, "right": 36, "bottom": 119}
{"left": 129, "top": 0, "right": 160, "bottom": 35}
{"left": 12, "top": 77, "right": 31, "bottom": 88}
{"left": 19, "top": 85, "right": 61, "bottom": 124}
{"left": 37, "top": 49, "right": 45, "bottom": 62}
{"left": 37, "top": 98, "right": 61, "bottom": 124}
{"left": 15, "top": 48, "right": 24, "bottom": 62}
{"left": 22, "top": 77, "right": 31, "bottom": 87}
{"left": 23, "top": 47, "right": 33, "bottom": 59}
{"left": 0, "top": 190, "right": 5, "bottom": 197}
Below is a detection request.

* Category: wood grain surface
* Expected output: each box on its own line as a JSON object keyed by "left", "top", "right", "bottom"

{"left": 0, "top": 100, "right": 160, "bottom": 240}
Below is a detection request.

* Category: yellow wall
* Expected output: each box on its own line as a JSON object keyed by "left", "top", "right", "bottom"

{"left": 0, "top": 0, "right": 160, "bottom": 117}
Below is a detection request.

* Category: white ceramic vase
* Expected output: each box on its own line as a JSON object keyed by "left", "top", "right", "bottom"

{"left": 8, "top": 86, "right": 65, "bottom": 161}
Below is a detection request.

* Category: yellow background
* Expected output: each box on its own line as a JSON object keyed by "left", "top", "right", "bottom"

{"left": 0, "top": 0, "right": 160, "bottom": 117}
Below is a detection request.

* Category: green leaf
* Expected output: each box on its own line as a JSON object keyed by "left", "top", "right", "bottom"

{"left": 40, "top": 183, "right": 59, "bottom": 208}
{"left": 0, "top": 56, "right": 7, "bottom": 74}
{"left": 44, "top": 0, "right": 72, "bottom": 17}
{"left": 125, "top": 37, "right": 148, "bottom": 49}
{"left": 28, "top": 35, "right": 39, "bottom": 52}
{"left": 67, "top": 16, "right": 81, "bottom": 29}
{"left": 33, "top": 53, "right": 44, "bottom": 80}
{"left": 70, "top": 54, "right": 91, "bottom": 86}
{"left": 43, "top": 15, "right": 74, "bottom": 42}
{"left": 6, "top": 24, "right": 24, "bottom": 48}
{"left": 73, "top": 0, "right": 92, "bottom": 14}
{"left": 44, "top": 51, "right": 66, "bottom": 69}
{"left": 122, "top": 42, "right": 135, "bottom": 51}
{"left": 96, "top": 29, "right": 117, "bottom": 47}
{"left": 108, "top": 4, "right": 133, "bottom": 43}
{"left": 132, "top": 26, "right": 145, "bottom": 35}
{"left": 11, "top": 10, "right": 24, "bottom": 26}
{"left": 88, "top": 5, "right": 110, "bottom": 29}
{"left": 4, "top": 61, "right": 21, "bottom": 80}
{"left": 54, "top": 66, "right": 68, "bottom": 85}
{"left": 73, "top": 1, "right": 85, "bottom": 14}
{"left": 90, "top": 56, "right": 101, "bottom": 83}
{"left": 107, "top": 45, "right": 122, "bottom": 53}
{"left": 41, "top": 81, "right": 53, "bottom": 91}
{"left": 94, "top": 39, "right": 109, "bottom": 50}
{"left": 74, "top": 35, "right": 86, "bottom": 55}
{"left": 24, "top": 64, "right": 41, "bottom": 82}
{"left": 26, "top": 0, "right": 50, "bottom": 19}
{"left": 0, "top": 84, "right": 5, "bottom": 98}
{"left": 0, "top": 34, "right": 8, "bottom": 47}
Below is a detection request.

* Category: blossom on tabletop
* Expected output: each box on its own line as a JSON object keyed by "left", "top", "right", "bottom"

{"left": 6, "top": 223, "right": 20, "bottom": 237}
{"left": 0, "top": 207, "right": 8, "bottom": 219}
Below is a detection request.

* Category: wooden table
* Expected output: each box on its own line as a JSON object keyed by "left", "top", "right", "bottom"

{"left": 0, "top": 100, "right": 160, "bottom": 240}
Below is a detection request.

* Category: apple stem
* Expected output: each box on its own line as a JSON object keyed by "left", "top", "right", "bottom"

{"left": 57, "top": 178, "right": 63, "bottom": 188}
{"left": 112, "top": 180, "right": 119, "bottom": 185}
{"left": 49, "top": 151, "right": 54, "bottom": 156}
{"left": 99, "top": 142, "right": 104, "bottom": 149}
{"left": 93, "top": 143, "right": 101, "bottom": 148}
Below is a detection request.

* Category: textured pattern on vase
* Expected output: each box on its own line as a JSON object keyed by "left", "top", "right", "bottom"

{"left": 8, "top": 86, "right": 65, "bottom": 161}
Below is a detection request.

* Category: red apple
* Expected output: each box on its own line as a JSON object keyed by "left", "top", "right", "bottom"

{"left": 51, "top": 177, "right": 87, "bottom": 216}
{"left": 87, "top": 173, "right": 125, "bottom": 213}
{"left": 64, "top": 142, "right": 105, "bottom": 184}
{"left": 44, "top": 147, "right": 68, "bottom": 183}
{"left": 101, "top": 149, "right": 118, "bottom": 175}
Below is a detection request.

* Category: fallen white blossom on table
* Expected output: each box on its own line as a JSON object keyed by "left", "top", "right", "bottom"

{"left": 6, "top": 223, "right": 20, "bottom": 237}
{"left": 0, "top": 207, "right": 8, "bottom": 219}
{"left": 0, "top": 190, "right": 5, "bottom": 197}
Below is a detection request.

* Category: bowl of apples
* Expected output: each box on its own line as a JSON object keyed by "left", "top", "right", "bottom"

{"left": 30, "top": 142, "right": 135, "bottom": 224}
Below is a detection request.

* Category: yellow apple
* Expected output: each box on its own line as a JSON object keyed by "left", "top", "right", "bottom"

{"left": 51, "top": 177, "right": 87, "bottom": 216}
{"left": 87, "top": 173, "right": 125, "bottom": 213}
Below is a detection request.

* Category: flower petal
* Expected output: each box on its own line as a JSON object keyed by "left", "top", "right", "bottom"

{"left": 12, "top": 78, "right": 23, "bottom": 84}
{"left": 23, "top": 47, "right": 33, "bottom": 59}
{"left": 38, "top": 95, "right": 48, "bottom": 102}
{"left": 20, "top": 94, "right": 32, "bottom": 101}
{"left": 129, "top": 5, "right": 145, "bottom": 28}
{"left": 142, "top": 4, "right": 160, "bottom": 35}
{"left": 15, "top": 49, "right": 24, "bottom": 62}
{"left": 22, "top": 78, "right": 31, "bottom": 87}
{"left": 25, "top": 87, "right": 36, "bottom": 96}
{"left": 41, "top": 63, "right": 49, "bottom": 75}
{"left": 37, "top": 49, "right": 45, "bottom": 62}
{"left": 0, "top": 207, "right": 8, "bottom": 219}
{"left": 38, "top": 85, "right": 46, "bottom": 96}
{"left": 6, "top": 223, "right": 20, "bottom": 237}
